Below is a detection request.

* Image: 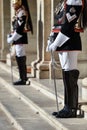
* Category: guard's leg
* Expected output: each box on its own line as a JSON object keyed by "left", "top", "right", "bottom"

{"left": 56, "top": 51, "right": 79, "bottom": 118}
{"left": 13, "top": 56, "right": 28, "bottom": 85}
{"left": 13, "top": 44, "right": 29, "bottom": 85}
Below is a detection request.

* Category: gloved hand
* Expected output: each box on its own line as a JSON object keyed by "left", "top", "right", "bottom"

{"left": 47, "top": 32, "right": 70, "bottom": 52}
{"left": 46, "top": 38, "right": 52, "bottom": 52}
{"left": 48, "top": 42, "right": 58, "bottom": 52}
{"left": 7, "top": 34, "right": 13, "bottom": 44}
{"left": 46, "top": 38, "right": 58, "bottom": 52}
{"left": 46, "top": 32, "right": 56, "bottom": 52}
{"left": 7, "top": 31, "right": 22, "bottom": 44}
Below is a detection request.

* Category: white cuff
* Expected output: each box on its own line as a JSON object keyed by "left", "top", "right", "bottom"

{"left": 12, "top": 31, "right": 22, "bottom": 41}
{"left": 49, "top": 32, "right": 69, "bottom": 51}
{"left": 54, "top": 32, "right": 69, "bottom": 47}
{"left": 7, "top": 32, "right": 22, "bottom": 44}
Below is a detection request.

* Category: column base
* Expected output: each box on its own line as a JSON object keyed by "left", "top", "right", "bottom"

{"left": 31, "top": 59, "right": 41, "bottom": 77}
{"left": 36, "top": 61, "right": 49, "bottom": 79}
{"left": 31, "top": 59, "right": 63, "bottom": 79}
{"left": 82, "top": 78, "right": 87, "bottom": 101}
{"left": 49, "top": 61, "right": 62, "bottom": 79}
{"left": 6, "top": 53, "right": 16, "bottom": 66}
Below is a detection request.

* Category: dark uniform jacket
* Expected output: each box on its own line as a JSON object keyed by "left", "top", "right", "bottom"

{"left": 13, "top": 7, "right": 28, "bottom": 44}
{"left": 50, "top": 0, "right": 83, "bottom": 51}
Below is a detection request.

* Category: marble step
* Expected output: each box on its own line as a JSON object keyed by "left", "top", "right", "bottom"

{"left": 0, "top": 82, "right": 57, "bottom": 130}
{"left": 0, "top": 61, "right": 86, "bottom": 115}
{"left": 0, "top": 106, "right": 17, "bottom": 130}
{"left": 0, "top": 65, "right": 87, "bottom": 130}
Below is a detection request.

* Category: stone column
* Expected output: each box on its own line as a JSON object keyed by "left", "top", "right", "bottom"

{"left": 6, "top": 1, "right": 16, "bottom": 66}
{"left": 81, "top": 30, "right": 87, "bottom": 101}
{"left": 31, "top": 0, "right": 52, "bottom": 78}
{"left": 48, "top": 0, "right": 62, "bottom": 79}
{"left": 31, "top": 0, "right": 62, "bottom": 79}
{"left": 0, "top": 0, "right": 10, "bottom": 61}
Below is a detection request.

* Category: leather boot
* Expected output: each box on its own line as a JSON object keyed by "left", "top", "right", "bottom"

{"left": 13, "top": 56, "right": 28, "bottom": 85}
{"left": 56, "top": 69, "right": 79, "bottom": 118}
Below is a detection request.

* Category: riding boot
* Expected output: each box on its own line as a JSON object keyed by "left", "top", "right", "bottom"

{"left": 56, "top": 69, "right": 79, "bottom": 118}
{"left": 13, "top": 56, "right": 28, "bottom": 85}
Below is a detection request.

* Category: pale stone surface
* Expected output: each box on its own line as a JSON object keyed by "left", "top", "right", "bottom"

{"left": 82, "top": 78, "right": 87, "bottom": 100}
{"left": 0, "top": 63, "right": 87, "bottom": 130}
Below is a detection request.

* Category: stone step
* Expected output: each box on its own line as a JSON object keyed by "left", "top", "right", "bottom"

{"left": 0, "top": 77, "right": 65, "bottom": 130}
{"left": 0, "top": 102, "right": 24, "bottom": 130}
{"left": 0, "top": 81, "right": 57, "bottom": 130}
{"left": 0, "top": 62, "right": 82, "bottom": 103}
{"left": 30, "top": 78, "right": 83, "bottom": 103}
{"left": 0, "top": 64, "right": 87, "bottom": 130}
{"left": 29, "top": 78, "right": 87, "bottom": 119}
{"left": 0, "top": 106, "right": 17, "bottom": 130}
{"left": 0, "top": 62, "right": 86, "bottom": 112}
{"left": 30, "top": 78, "right": 86, "bottom": 114}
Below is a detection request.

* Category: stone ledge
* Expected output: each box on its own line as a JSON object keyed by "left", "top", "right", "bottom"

{"left": 82, "top": 78, "right": 87, "bottom": 101}
{"left": 82, "top": 78, "right": 87, "bottom": 87}
{"left": 81, "top": 105, "right": 87, "bottom": 119}
{"left": 81, "top": 105, "right": 87, "bottom": 112}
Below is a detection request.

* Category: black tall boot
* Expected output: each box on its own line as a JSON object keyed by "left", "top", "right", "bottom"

{"left": 13, "top": 56, "right": 28, "bottom": 85}
{"left": 56, "top": 69, "right": 79, "bottom": 118}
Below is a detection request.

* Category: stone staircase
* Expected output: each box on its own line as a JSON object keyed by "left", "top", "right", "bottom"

{"left": 0, "top": 62, "right": 87, "bottom": 130}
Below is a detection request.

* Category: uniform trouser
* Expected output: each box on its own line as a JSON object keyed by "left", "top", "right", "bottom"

{"left": 58, "top": 51, "right": 79, "bottom": 110}
{"left": 15, "top": 44, "right": 27, "bottom": 81}
{"left": 58, "top": 51, "right": 78, "bottom": 71}
{"left": 15, "top": 44, "right": 26, "bottom": 57}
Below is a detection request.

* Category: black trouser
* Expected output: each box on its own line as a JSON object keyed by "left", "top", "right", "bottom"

{"left": 16, "top": 56, "right": 27, "bottom": 81}
{"left": 62, "top": 69, "right": 79, "bottom": 110}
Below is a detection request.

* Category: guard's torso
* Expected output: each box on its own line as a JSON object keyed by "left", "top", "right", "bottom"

{"left": 13, "top": 7, "right": 28, "bottom": 44}
{"left": 54, "top": 0, "right": 83, "bottom": 51}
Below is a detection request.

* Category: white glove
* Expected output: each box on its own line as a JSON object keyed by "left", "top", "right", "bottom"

{"left": 7, "top": 32, "right": 22, "bottom": 44}
{"left": 46, "top": 32, "right": 55, "bottom": 52}
{"left": 48, "top": 42, "right": 57, "bottom": 52}
{"left": 46, "top": 38, "right": 52, "bottom": 52}
{"left": 7, "top": 34, "right": 13, "bottom": 44}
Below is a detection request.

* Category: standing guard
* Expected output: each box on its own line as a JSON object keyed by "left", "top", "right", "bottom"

{"left": 47, "top": 0, "right": 87, "bottom": 118}
{"left": 7, "top": 0, "right": 33, "bottom": 85}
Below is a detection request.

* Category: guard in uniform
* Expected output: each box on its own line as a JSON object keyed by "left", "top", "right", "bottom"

{"left": 7, "top": 0, "right": 33, "bottom": 85}
{"left": 47, "top": 0, "right": 87, "bottom": 118}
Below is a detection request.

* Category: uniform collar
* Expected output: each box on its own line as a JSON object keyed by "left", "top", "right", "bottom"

{"left": 66, "top": 0, "right": 82, "bottom": 5}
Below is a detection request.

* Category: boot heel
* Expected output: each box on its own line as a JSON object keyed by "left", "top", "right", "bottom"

{"left": 72, "top": 109, "right": 77, "bottom": 117}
